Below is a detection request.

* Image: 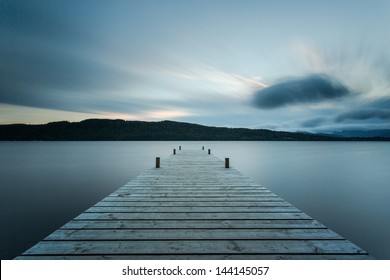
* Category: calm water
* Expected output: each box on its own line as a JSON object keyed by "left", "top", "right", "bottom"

{"left": 0, "top": 141, "right": 389, "bottom": 259}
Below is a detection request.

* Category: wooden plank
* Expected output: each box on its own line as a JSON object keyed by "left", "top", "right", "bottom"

{"left": 111, "top": 189, "right": 273, "bottom": 194}
{"left": 74, "top": 212, "right": 312, "bottom": 220}
{"left": 21, "top": 240, "right": 367, "bottom": 255}
{"left": 111, "top": 189, "right": 276, "bottom": 193}
{"left": 85, "top": 206, "right": 300, "bottom": 213}
{"left": 102, "top": 197, "right": 285, "bottom": 202}
{"left": 45, "top": 228, "right": 343, "bottom": 240}
{"left": 118, "top": 187, "right": 269, "bottom": 191}
{"left": 15, "top": 254, "right": 372, "bottom": 260}
{"left": 95, "top": 201, "right": 292, "bottom": 207}
{"left": 115, "top": 191, "right": 274, "bottom": 195}
{"left": 109, "top": 194, "right": 279, "bottom": 198}
{"left": 121, "top": 186, "right": 266, "bottom": 189}
{"left": 60, "top": 219, "right": 328, "bottom": 230}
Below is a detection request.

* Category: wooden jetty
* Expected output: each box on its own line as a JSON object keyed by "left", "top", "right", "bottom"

{"left": 16, "top": 148, "right": 371, "bottom": 259}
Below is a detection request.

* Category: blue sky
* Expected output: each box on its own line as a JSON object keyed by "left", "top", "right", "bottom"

{"left": 1, "top": 0, "right": 390, "bottom": 132}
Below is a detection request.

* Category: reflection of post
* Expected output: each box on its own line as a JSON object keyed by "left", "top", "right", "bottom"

{"left": 225, "top": 158, "right": 230, "bottom": 168}
{"left": 173, "top": 149, "right": 176, "bottom": 155}
{"left": 208, "top": 149, "right": 211, "bottom": 155}
{"left": 156, "top": 157, "right": 160, "bottom": 168}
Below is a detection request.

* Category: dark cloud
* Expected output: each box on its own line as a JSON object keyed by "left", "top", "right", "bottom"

{"left": 335, "top": 109, "right": 390, "bottom": 123}
{"left": 252, "top": 74, "right": 351, "bottom": 109}
{"left": 0, "top": 1, "right": 139, "bottom": 114}
{"left": 0, "top": 1, "right": 92, "bottom": 45}
{"left": 0, "top": 45, "right": 133, "bottom": 111}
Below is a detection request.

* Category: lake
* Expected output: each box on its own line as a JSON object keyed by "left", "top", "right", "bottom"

{"left": 0, "top": 141, "right": 389, "bottom": 259}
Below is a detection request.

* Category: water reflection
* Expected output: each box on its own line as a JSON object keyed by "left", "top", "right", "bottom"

{"left": 0, "top": 141, "right": 389, "bottom": 259}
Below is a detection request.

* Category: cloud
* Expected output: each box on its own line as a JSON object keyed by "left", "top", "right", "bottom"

{"left": 290, "top": 40, "right": 390, "bottom": 102}
{"left": 0, "top": 45, "right": 137, "bottom": 112}
{"left": 0, "top": 1, "right": 145, "bottom": 115}
{"left": 0, "top": 0, "right": 264, "bottom": 120}
{"left": 252, "top": 74, "right": 351, "bottom": 109}
{"left": 368, "top": 97, "right": 390, "bottom": 110}
{"left": 335, "top": 109, "right": 390, "bottom": 123}
{"left": 301, "top": 117, "right": 328, "bottom": 128}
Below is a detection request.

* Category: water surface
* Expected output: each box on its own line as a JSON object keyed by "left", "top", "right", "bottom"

{"left": 0, "top": 141, "right": 389, "bottom": 259}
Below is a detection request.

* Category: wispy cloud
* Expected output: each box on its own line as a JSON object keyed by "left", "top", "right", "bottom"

{"left": 290, "top": 40, "right": 390, "bottom": 101}
{"left": 335, "top": 109, "right": 390, "bottom": 123}
{"left": 152, "top": 63, "right": 268, "bottom": 96}
{"left": 300, "top": 117, "right": 328, "bottom": 128}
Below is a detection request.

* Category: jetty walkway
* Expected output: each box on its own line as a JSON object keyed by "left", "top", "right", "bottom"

{"left": 16, "top": 147, "right": 370, "bottom": 259}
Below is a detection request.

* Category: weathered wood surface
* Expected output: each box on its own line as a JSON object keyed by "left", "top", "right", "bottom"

{"left": 16, "top": 149, "right": 371, "bottom": 259}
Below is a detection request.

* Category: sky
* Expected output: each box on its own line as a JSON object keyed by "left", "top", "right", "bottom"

{"left": 1, "top": 0, "right": 390, "bottom": 132}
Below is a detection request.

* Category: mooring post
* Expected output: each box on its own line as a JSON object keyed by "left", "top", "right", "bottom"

{"left": 156, "top": 157, "right": 160, "bottom": 168}
{"left": 179, "top": 146, "right": 181, "bottom": 150}
{"left": 225, "top": 158, "right": 230, "bottom": 168}
{"left": 202, "top": 146, "right": 204, "bottom": 150}
{"left": 173, "top": 149, "right": 176, "bottom": 155}
{"left": 208, "top": 149, "right": 211, "bottom": 155}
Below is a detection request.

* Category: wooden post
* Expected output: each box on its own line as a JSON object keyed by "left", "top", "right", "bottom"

{"left": 208, "top": 149, "right": 211, "bottom": 155}
{"left": 225, "top": 158, "right": 230, "bottom": 168}
{"left": 202, "top": 146, "right": 204, "bottom": 150}
{"left": 156, "top": 157, "right": 160, "bottom": 168}
{"left": 179, "top": 146, "right": 181, "bottom": 150}
{"left": 173, "top": 149, "right": 176, "bottom": 155}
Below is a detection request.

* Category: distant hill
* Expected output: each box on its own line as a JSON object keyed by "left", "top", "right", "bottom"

{"left": 1, "top": 119, "right": 389, "bottom": 141}
{"left": 329, "top": 129, "right": 390, "bottom": 138}
{"left": 0, "top": 119, "right": 339, "bottom": 141}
